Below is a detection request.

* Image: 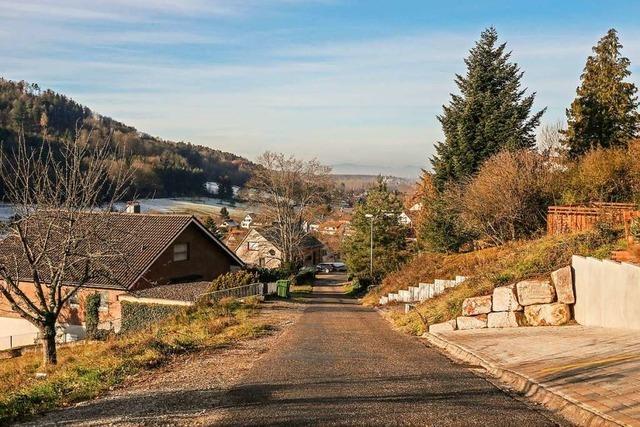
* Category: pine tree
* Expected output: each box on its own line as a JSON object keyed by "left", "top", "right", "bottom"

{"left": 220, "top": 207, "right": 230, "bottom": 220}
{"left": 563, "top": 29, "right": 639, "bottom": 157}
{"left": 204, "top": 215, "right": 223, "bottom": 239}
{"left": 342, "top": 177, "right": 408, "bottom": 283}
{"left": 431, "top": 27, "right": 545, "bottom": 189}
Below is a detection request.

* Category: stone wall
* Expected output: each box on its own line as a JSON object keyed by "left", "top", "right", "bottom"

{"left": 573, "top": 255, "right": 640, "bottom": 329}
{"left": 430, "top": 266, "right": 574, "bottom": 332}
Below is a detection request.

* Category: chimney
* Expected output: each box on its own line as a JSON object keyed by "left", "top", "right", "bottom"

{"left": 126, "top": 202, "right": 141, "bottom": 214}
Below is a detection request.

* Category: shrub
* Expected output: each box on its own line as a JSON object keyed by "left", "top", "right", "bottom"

{"left": 292, "top": 267, "right": 315, "bottom": 285}
{"left": 209, "top": 270, "right": 258, "bottom": 292}
{"left": 631, "top": 218, "right": 640, "bottom": 240}
{"left": 250, "top": 267, "right": 290, "bottom": 283}
{"left": 120, "top": 302, "right": 183, "bottom": 334}
{"left": 419, "top": 184, "right": 475, "bottom": 252}
{"left": 562, "top": 144, "right": 640, "bottom": 204}
{"left": 84, "top": 293, "right": 101, "bottom": 340}
{"left": 461, "top": 149, "right": 561, "bottom": 245}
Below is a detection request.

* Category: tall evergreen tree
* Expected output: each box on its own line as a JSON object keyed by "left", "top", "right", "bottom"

{"left": 563, "top": 29, "right": 639, "bottom": 158}
{"left": 431, "top": 27, "right": 545, "bottom": 189}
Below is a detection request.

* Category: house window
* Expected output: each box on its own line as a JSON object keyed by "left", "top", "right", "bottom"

{"left": 268, "top": 249, "right": 276, "bottom": 256}
{"left": 247, "top": 241, "right": 259, "bottom": 251}
{"left": 99, "top": 292, "right": 109, "bottom": 312}
{"left": 69, "top": 293, "right": 80, "bottom": 309}
{"left": 173, "top": 243, "right": 189, "bottom": 261}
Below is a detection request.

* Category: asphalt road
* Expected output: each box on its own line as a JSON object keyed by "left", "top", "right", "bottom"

{"left": 214, "top": 274, "right": 566, "bottom": 426}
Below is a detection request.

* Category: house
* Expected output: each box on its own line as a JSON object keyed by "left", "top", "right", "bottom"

{"left": 224, "top": 228, "right": 250, "bottom": 251}
{"left": 221, "top": 219, "right": 240, "bottom": 229}
{"left": 398, "top": 212, "right": 412, "bottom": 226}
{"left": 318, "top": 220, "right": 352, "bottom": 236}
{"left": 0, "top": 213, "right": 244, "bottom": 339}
{"left": 234, "top": 228, "right": 325, "bottom": 268}
{"left": 409, "top": 202, "right": 423, "bottom": 212}
{"left": 240, "top": 213, "right": 262, "bottom": 229}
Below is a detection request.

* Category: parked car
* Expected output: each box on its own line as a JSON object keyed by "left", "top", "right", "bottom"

{"left": 331, "top": 262, "right": 347, "bottom": 272}
{"left": 316, "top": 263, "right": 335, "bottom": 273}
{"left": 315, "top": 262, "right": 347, "bottom": 273}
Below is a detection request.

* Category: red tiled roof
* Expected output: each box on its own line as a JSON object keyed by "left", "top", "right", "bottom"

{"left": 0, "top": 212, "right": 242, "bottom": 290}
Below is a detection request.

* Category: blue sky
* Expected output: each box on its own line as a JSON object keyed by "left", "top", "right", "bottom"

{"left": 2, "top": 0, "right": 640, "bottom": 177}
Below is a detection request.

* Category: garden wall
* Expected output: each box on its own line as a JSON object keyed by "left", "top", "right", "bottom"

{"left": 572, "top": 255, "right": 640, "bottom": 329}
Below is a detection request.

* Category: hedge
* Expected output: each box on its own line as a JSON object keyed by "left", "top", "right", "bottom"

{"left": 120, "top": 301, "right": 184, "bottom": 334}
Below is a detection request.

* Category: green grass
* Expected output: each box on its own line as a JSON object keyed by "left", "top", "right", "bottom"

{"left": 368, "top": 231, "right": 623, "bottom": 336}
{"left": 343, "top": 281, "right": 367, "bottom": 297}
{"left": 0, "top": 298, "right": 270, "bottom": 424}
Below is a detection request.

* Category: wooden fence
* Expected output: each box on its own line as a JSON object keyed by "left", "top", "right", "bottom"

{"left": 547, "top": 203, "right": 637, "bottom": 236}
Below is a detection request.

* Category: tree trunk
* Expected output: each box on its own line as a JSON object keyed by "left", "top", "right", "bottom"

{"left": 41, "top": 320, "right": 57, "bottom": 366}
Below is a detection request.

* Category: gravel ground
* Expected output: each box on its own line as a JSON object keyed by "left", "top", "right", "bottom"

{"left": 21, "top": 301, "right": 305, "bottom": 427}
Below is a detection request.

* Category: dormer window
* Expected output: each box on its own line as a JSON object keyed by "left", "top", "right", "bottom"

{"left": 173, "top": 243, "right": 189, "bottom": 261}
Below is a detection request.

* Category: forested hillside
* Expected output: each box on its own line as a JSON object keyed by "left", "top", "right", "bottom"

{"left": 0, "top": 78, "right": 254, "bottom": 198}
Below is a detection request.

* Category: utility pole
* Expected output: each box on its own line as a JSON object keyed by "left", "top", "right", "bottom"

{"left": 365, "top": 214, "right": 374, "bottom": 277}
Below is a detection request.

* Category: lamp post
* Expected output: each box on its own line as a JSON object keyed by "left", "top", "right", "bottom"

{"left": 364, "top": 212, "right": 395, "bottom": 279}
{"left": 364, "top": 214, "right": 374, "bottom": 277}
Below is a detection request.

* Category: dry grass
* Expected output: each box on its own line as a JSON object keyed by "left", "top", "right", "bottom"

{"left": 366, "top": 231, "right": 622, "bottom": 335}
{"left": 0, "top": 300, "right": 270, "bottom": 423}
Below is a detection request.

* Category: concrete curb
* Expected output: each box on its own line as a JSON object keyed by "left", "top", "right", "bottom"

{"left": 423, "top": 332, "right": 626, "bottom": 427}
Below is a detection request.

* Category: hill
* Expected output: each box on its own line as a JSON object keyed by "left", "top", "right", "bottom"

{"left": 331, "top": 174, "right": 414, "bottom": 192}
{"left": 0, "top": 78, "right": 255, "bottom": 198}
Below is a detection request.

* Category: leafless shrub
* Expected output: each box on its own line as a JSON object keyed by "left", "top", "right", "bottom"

{"left": 461, "top": 149, "right": 561, "bottom": 245}
{"left": 562, "top": 141, "right": 640, "bottom": 204}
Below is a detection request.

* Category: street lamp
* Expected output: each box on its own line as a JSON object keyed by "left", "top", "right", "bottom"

{"left": 364, "top": 214, "right": 374, "bottom": 277}
{"left": 364, "top": 212, "right": 396, "bottom": 278}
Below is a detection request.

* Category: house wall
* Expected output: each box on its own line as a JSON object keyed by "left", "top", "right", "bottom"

{"left": 572, "top": 255, "right": 640, "bottom": 329}
{"left": 235, "top": 229, "right": 282, "bottom": 268}
{"left": 133, "top": 223, "right": 236, "bottom": 291}
{"left": 0, "top": 283, "right": 126, "bottom": 333}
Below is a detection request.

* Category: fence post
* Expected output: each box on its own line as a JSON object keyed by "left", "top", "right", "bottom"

{"left": 9, "top": 335, "right": 12, "bottom": 350}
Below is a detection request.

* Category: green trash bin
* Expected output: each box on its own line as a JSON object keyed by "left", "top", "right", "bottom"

{"left": 276, "top": 279, "right": 290, "bottom": 298}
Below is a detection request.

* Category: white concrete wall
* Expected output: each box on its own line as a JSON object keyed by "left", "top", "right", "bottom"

{"left": 573, "top": 255, "right": 640, "bottom": 329}
{"left": 0, "top": 317, "right": 39, "bottom": 350}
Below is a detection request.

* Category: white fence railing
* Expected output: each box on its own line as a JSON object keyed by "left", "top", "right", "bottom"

{"left": 199, "top": 282, "right": 265, "bottom": 301}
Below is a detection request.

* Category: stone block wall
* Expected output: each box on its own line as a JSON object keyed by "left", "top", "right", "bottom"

{"left": 430, "top": 266, "right": 574, "bottom": 333}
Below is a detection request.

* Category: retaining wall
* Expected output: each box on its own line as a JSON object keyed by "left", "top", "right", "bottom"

{"left": 572, "top": 255, "right": 640, "bottom": 329}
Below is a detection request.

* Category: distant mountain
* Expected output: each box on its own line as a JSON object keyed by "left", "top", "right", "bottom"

{"left": 331, "top": 174, "right": 414, "bottom": 192}
{"left": 330, "top": 163, "right": 422, "bottom": 179}
{"left": 0, "top": 78, "right": 255, "bottom": 198}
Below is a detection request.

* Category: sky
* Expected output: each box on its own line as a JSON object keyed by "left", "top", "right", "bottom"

{"left": 2, "top": 0, "right": 640, "bottom": 178}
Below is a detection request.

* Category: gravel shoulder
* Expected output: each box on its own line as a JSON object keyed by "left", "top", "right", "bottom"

{"left": 22, "top": 301, "right": 305, "bottom": 427}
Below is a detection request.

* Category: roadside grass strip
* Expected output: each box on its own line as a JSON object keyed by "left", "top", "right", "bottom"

{"left": 0, "top": 299, "right": 270, "bottom": 424}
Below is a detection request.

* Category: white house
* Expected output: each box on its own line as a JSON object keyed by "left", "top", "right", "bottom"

{"left": 398, "top": 212, "right": 412, "bottom": 226}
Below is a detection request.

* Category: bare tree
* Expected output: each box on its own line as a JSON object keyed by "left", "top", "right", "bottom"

{"left": 0, "top": 130, "right": 133, "bottom": 365}
{"left": 461, "top": 149, "right": 560, "bottom": 245}
{"left": 538, "top": 120, "right": 567, "bottom": 159}
{"left": 246, "top": 152, "right": 332, "bottom": 269}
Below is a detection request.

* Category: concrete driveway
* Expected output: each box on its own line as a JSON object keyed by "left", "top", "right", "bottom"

{"left": 213, "top": 275, "right": 565, "bottom": 426}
